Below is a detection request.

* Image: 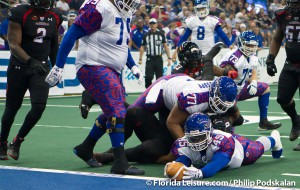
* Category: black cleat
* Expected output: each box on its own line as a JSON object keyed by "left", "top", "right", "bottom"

{"left": 7, "top": 138, "right": 24, "bottom": 160}
{"left": 73, "top": 144, "right": 102, "bottom": 167}
{"left": 0, "top": 141, "right": 8, "bottom": 160}
{"left": 79, "top": 90, "right": 97, "bottom": 119}
{"left": 110, "top": 147, "right": 145, "bottom": 175}
{"left": 93, "top": 152, "right": 114, "bottom": 164}
{"left": 290, "top": 115, "right": 300, "bottom": 141}
{"left": 293, "top": 143, "right": 300, "bottom": 151}
{"left": 258, "top": 119, "right": 282, "bottom": 131}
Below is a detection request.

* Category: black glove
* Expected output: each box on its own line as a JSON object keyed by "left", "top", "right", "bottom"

{"left": 266, "top": 54, "right": 277, "bottom": 76}
{"left": 210, "top": 114, "right": 233, "bottom": 133}
{"left": 27, "top": 58, "right": 47, "bottom": 75}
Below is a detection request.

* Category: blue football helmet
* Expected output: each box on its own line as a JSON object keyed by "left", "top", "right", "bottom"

{"left": 194, "top": 0, "right": 210, "bottom": 18}
{"left": 237, "top": 31, "right": 258, "bottom": 57}
{"left": 209, "top": 76, "right": 237, "bottom": 114}
{"left": 184, "top": 113, "right": 212, "bottom": 151}
{"left": 115, "top": 0, "right": 140, "bottom": 17}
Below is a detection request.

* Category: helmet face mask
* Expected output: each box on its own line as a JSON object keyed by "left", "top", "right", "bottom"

{"left": 286, "top": 0, "right": 300, "bottom": 15}
{"left": 194, "top": 0, "right": 210, "bottom": 18}
{"left": 238, "top": 31, "right": 258, "bottom": 57}
{"left": 28, "top": 0, "right": 53, "bottom": 10}
{"left": 184, "top": 113, "right": 212, "bottom": 151}
{"left": 114, "top": 0, "right": 140, "bottom": 17}
{"left": 178, "top": 41, "right": 202, "bottom": 69}
{"left": 209, "top": 76, "right": 237, "bottom": 114}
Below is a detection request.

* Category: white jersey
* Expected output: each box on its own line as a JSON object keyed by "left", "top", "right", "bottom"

{"left": 219, "top": 49, "right": 258, "bottom": 92}
{"left": 162, "top": 76, "right": 212, "bottom": 114}
{"left": 75, "top": 0, "right": 131, "bottom": 72}
{"left": 172, "top": 130, "right": 244, "bottom": 169}
{"left": 185, "top": 15, "right": 221, "bottom": 54}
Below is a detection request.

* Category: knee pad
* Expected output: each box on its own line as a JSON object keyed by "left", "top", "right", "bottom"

{"left": 106, "top": 116, "right": 125, "bottom": 133}
{"left": 233, "top": 114, "right": 244, "bottom": 126}
{"left": 95, "top": 114, "right": 107, "bottom": 131}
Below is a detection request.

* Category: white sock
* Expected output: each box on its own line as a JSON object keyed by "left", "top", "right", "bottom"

{"left": 256, "top": 136, "right": 272, "bottom": 152}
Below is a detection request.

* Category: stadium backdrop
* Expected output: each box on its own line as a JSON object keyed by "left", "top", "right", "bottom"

{"left": 0, "top": 48, "right": 286, "bottom": 98}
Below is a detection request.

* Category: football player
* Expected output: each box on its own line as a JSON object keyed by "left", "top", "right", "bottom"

{"left": 165, "top": 113, "right": 283, "bottom": 179}
{"left": 172, "top": 41, "right": 238, "bottom": 80}
{"left": 79, "top": 41, "right": 238, "bottom": 119}
{"left": 265, "top": 0, "right": 300, "bottom": 151}
{"left": 45, "top": 0, "right": 144, "bottom": 175}
{"left": 171, "top": 0, "right": 234, "bottom": 61}
{"left": 0, "top": 0, "right": 63, "bottom": 160}
{"left": 219, "top": 31, "right": 282, "bottom": 131}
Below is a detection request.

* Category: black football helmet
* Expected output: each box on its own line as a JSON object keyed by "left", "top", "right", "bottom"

{"left": 177, "top": 41, "right": 202, "bottom": 68}
{"left": 28, "top": 0, "right": 54, "bottom": 10}
{"left": 286, "top": 0, "right": 300, "bottom": 15}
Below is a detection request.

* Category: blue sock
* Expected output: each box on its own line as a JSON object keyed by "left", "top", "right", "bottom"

{"left": 259, "top": 92, "right": 270, "bottom": 122}
{"left": 108, "top": 123, "right": 124, "bottom": 148}
{"left": 267, "top": 136, "right": 275, "bottom": 149}
{"left": 88, "top": 114, "right": 106, "bottom": 141}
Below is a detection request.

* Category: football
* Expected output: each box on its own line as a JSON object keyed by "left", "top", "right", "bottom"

{"left": 165, "top": 162, "right": 186, "bottom": 181}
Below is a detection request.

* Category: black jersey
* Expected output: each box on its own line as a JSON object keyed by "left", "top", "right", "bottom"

{"left": 8, "top": 4, "right": 63, "bottom": 65}
{"left": 171, "top": 64, "right": 203, "bottom": 80}
{"left": 274, "top": 7, "right": 300, "bottom": 63}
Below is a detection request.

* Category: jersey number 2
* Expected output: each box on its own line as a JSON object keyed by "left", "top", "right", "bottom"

{"left": 116, "top": 17, "right": 130, "bottom": 45}
{"left": 33, "top": 28, "right": 46, "bottom": 43}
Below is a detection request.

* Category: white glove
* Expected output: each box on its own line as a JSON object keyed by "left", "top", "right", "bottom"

{"left": 131, "top": 65, "right": 143, "bottom": 85}
{"left": 45, "top": 65, "right": 64, "bottom": 86}
{"left": 247, "top": 80, "right": 257, "bottom": 95}
{"left": 182, "top": 166, "right": 203, "bottom": 180}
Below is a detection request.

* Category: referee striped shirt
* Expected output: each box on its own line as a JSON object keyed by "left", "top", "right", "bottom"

{"left": 141, "top": 29, "right": 166, "bottom": 56}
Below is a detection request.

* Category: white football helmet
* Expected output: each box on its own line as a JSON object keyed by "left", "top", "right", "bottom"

{"left": 114, "top": 0, "right": 140, "bottom": 17}
{"left": 194, "top": 0, "right": 210, "bottom": 18}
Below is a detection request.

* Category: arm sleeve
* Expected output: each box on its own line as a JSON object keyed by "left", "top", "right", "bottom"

{"left": 177, "top": 28, "right": 192, "bottom": 47}
{"left": 175, "top": 155, "right": 192, "bottom": 167}
{"left": 215, "top": 25, "right": 231, "bottom": 47}
{"left": 126, "top": 48, "right": 136, "bottom": 69}
{"left": 201, "top": 151, "right": 231, "bottom": 178}
{"left": 55, "top": 24, "right": 87, "bottom": 68}
{"left": 49, "top": 31, "right": 59, "bottom": 67}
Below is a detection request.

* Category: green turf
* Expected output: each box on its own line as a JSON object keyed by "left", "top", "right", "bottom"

{"left": 0, "top": 85, "right": 299, "bottom": 188}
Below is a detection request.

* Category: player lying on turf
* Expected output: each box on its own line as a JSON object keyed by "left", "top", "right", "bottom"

{"left": 164, "top": 113, "right": 283, "bottom": 180}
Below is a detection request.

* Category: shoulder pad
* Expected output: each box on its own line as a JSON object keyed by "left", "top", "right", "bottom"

{"left": 275, "top": 7, "right": 288, "bottom": 16}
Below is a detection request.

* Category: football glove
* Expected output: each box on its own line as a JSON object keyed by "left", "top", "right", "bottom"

{"left": 28, "top": 58, "right": 47, "bottom": 75}
{"left": 224, "top": 69, "right": 238, "bottom": 79}
{"left": 45, "top": 65, "right": 63, "bottom": 86}
{"left": 131, "top": 65, "right": 143, "bottom": 85}
{"left": 182, "top": 166, "right": 203, "bottom": 180}
{"left": 266, "top": 54, "right": 277, "bottom": 76}
{"left": 247, "top": 80, "right": 257, "bottom": 95}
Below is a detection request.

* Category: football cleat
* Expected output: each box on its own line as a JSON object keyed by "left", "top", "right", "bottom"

{"left": 258, "top": 119, "right": 281, "bottom": 131}
{"left": 7, "top": 137, "right": 24, "bottom": 160}
{"left": 289, "top": 115, "right": 300, "bottom": 141}
{"left": 270, "top": 130, "right": 283, "bottom": 159}
{"left": 293, "top": 143, "right": 300, "bottom": 151}
{"left": 73, "top": 144, "right": 102, "bottom": 167}
{"left": 93, "top": 152, "right": 114, "bottom": 164}
{"left": 0, "top": 141, "right": 8, "bottom": 160}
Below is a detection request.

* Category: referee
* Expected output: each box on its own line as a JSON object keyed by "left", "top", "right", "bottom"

{"left": 138, "top": 18, "right": 172, "bottom": 88}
